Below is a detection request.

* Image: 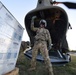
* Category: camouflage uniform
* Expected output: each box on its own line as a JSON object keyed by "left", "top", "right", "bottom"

{"left": 30, "top": 18, "right": 54, "bottom": 75}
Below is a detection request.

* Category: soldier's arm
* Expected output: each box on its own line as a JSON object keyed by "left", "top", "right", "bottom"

{"left": 31, "top": 16, "right": 38, "bottom": 31}
{"left": 47, "top": 30, "right": 52, "bottom": 48}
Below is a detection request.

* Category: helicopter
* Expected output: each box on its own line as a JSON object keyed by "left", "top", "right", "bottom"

{"left": 24, "top": 0, "right": 75, "bottom": 64}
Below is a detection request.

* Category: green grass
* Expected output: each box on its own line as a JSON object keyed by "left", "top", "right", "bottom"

{"left": 16, "top": 53, "right": 76, "bottom": 75}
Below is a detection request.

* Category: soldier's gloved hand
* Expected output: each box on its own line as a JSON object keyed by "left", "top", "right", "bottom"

{"left": 31, "top": 16, "right": 37, "bottom": 25}
{"left": 32, "top": 16, "right": 37, "bottom": 20}
{"left": 48, "top": 45, "right": 52, "bottom": 50}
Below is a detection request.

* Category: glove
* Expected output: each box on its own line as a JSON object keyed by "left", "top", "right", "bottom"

{"left": 32, "top": 16, "right": 37, "bottom": 20}
{"left": 31, "top": 16, "right": 37, "bottom": 25}
{"left": 48, "top": 45, "right": 52, "bottom": 50}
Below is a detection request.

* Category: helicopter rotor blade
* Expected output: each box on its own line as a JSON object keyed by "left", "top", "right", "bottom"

{"left": 53, "top": 1, "right": 76, "bottom": 9}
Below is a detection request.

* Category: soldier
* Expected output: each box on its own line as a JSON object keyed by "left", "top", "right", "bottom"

{"left": 28, "top": 16, "right": 54, "bottom": 75}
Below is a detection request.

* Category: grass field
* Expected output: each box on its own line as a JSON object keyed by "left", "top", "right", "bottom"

{"left": 16, "top": 52, "right": 76, "bottom": 75}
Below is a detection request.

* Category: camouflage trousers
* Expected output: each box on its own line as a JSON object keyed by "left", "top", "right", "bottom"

{"left": 30, "top": 41, "right": 54, "bottom": 75}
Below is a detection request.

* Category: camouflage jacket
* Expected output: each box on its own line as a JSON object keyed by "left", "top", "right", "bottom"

{"left": 31, "top": 24, "right": 52, "bottom": 46}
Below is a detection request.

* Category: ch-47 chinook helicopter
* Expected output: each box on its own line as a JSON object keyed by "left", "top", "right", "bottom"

{"left": 24, "top": 0, "right": 76, "bottom": 64}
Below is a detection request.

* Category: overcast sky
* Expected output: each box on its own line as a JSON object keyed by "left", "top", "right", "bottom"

{"left": 0, "top": 0, "right": 76, "bottom": 50}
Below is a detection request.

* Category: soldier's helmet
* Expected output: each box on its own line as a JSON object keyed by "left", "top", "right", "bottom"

{"left": 39, "top": 19, "right": 47, "bottom": 27}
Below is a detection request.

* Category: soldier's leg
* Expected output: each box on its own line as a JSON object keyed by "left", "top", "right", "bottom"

{"left": 40, "top": 44, "right": 54, "bottom": 75}
{"left": 29, "top": 44, "right": 38, "bottom": 70}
